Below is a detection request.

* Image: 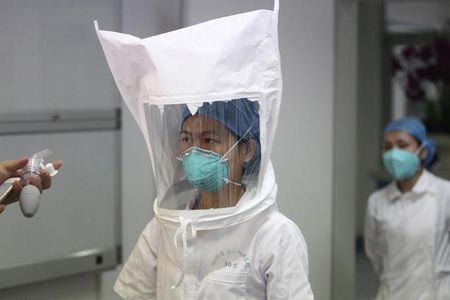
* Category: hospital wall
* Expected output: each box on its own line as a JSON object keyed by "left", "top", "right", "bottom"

{"left": 0, "top": 1, "right": 355, "bottom": 300}
{"left": 0, "top": 0, "right": 121, "bottom": 299}
{"left": 356, "top": 2, "right": 384, "bottom": 239}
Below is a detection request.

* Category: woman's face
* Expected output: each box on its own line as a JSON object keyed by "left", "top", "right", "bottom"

{"left": 179, "top": 115, "right": 254, "bottom": 183}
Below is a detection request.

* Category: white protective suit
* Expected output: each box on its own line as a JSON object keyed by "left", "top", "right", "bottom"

{"left": 96, "top": 1, "right": 314, "bottom": 299}
{"left": 365, "top": 170, "right": 450, "bottom": 300}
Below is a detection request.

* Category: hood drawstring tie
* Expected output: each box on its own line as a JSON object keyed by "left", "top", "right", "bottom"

{"left": 171, "top": 216, "right": 198, "bottom": 289}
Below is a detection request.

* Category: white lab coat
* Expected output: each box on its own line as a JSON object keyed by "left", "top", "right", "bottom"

{"left": 365, "top": 170, "right": 450, "bottom": 300}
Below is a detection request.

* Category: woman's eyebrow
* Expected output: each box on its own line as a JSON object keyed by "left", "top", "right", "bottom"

{"left": 201, "top": 130, "right": 220, "bottom": 136}
{"left": 180, "top": 130, "right": 192, "bottom": 135}
{"left": 395, "top": 139, "right": 408, "bottom": 144}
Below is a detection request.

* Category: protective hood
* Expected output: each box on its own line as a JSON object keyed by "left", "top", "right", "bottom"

{"left": 95, "top": 1, "right": 282, "bottom": 230}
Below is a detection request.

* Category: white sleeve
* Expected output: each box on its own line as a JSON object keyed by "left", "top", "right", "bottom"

{"left": 114, "top": 218, "right": 160, "bottom": 300}
{"left": 264, "top": 219, "right": 314, "bottom": 300}
{"left": 364, "top": 196, "right": 382, "bottom": 276}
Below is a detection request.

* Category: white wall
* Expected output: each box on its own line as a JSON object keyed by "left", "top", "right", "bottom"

{"left": 333, "top": 0, "right": 358, "bottom": 298}
{"left": 0, "top": 0, "right": 120, "bottom": 299}
{"left": 356, "top": 2, "right": 384, "bottom": 238}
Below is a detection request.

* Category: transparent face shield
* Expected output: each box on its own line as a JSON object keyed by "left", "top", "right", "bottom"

{"left": 144, "top": 98, "right": 261, "bottom": 211}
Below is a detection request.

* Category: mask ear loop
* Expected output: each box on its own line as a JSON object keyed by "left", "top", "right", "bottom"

{"left": 415, "top": 143, "right": 427, "bottom": 165}
{"left": 219, "top": 122, "right": 255, "bottom": 162}
{"left": 415, "top": 142, "right": 426, "bottom": 155}
{"left": 219, "top": 122, "right": 257, "bottom": 187}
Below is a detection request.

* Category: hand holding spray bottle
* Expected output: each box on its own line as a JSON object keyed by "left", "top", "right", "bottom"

{"left": 19, "top": 149, "right": 59, "bottom": 218}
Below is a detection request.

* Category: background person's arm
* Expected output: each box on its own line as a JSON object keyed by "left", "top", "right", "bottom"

{"left": 364, "top": 196, "right": 383, "bottom": 276}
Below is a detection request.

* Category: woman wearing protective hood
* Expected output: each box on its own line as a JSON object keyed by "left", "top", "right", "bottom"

{"left": 95, "top": 1, "right": 314, "bottom": 299}
{"left": 365, "top": 117, "right": 450, "bottom": 300}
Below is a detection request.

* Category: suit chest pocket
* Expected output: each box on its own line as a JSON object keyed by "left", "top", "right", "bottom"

{"left": 195, "top": 270, "right": 248, "bottom": 300}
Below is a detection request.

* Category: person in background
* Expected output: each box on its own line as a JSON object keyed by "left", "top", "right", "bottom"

{"left": 365, "top": 117, "right": 450, "bottom": 299}
{"left": 0, "top": 157, "right": 62, "bottom": 214}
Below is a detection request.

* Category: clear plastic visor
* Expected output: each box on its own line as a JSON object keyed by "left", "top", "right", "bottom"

{"left": 144, "top": 99, "right": 261, "bottom": 211}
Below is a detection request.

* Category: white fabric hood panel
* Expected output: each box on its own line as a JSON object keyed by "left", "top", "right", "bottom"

{"left": 95, "top": 1, "right": 282, "bottom": 231}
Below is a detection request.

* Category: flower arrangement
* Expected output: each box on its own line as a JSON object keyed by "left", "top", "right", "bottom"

{"left": 392, "top": 37, "right": 450, "bottom": 132}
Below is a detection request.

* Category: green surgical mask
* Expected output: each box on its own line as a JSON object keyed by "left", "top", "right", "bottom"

{"left": 179, "top": 147, "right": 231, "bottom": 193}
{"left": 383, "top": 146, "right": 423, "bottom": 181}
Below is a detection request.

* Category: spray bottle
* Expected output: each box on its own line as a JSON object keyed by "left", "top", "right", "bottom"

{"left": 19, "top": 149, "right": 58, "bottom": 218}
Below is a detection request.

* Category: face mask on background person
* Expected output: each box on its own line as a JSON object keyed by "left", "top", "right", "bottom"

{"left": 383, "top": 144, "right": 424, "bottom": 181}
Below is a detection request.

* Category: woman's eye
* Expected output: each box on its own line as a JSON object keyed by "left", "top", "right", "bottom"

{"left": 181, "top": 136, "right": 191, "bottom": 144}
{"left": 205, "top": 138, "right": 218, "bottom": 144}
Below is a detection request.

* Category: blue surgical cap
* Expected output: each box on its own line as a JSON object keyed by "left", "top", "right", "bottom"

{"left": 182, "top": 98, "right": 261, "bottom": 175}
{"left": 384, "top": 117, "right": 436, "bottom": 167}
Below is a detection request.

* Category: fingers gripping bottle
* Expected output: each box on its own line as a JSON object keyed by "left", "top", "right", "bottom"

{"left": 19, "top": 149, "right": 55, "bottom": 218}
